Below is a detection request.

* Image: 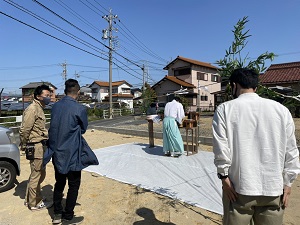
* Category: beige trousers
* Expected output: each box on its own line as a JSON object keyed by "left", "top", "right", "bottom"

{"left": 25, "top": 144, "right": 46, "bottom": 208}
{"left": 222, "top": 191, "right": 284, "bottom": 225}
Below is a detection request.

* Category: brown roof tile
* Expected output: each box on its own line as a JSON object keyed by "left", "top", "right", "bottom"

{"left": 260, "top": 61, "right": 300, "bottom": 84}
{"left": 92, "top": 80, "right": 132, "bottom": 87}
{"left": 164, "top": 56, "right": 218, "bottom": 70}
{"left": 152, "top": 75, "right": 196, "bottom": 89}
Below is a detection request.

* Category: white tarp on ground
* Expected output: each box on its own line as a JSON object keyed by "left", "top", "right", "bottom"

{"left": 84, "top": 143, "right": 223, "bottom": 215}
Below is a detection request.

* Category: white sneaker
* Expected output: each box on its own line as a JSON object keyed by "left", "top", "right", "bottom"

{"left": 30, "top": 201, "right": 53, "bottom": 211}
{"left": 25, "top": 196, "right": 47, "bottom": 207}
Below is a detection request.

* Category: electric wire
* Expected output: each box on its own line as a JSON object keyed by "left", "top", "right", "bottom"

{"left": 0, "top": 9, "right": 144, "bottom": 82}
{"left": 32, "top": 0, "right": 110, "bottom": 50}
{"left": 0, "top": 64, "right": 59, "bottom": 70}
{"left": 118, "top": 21, "right": 168, "bottom": 63}
{"left": 0, "top": 10, "right": 109, "bottom": 62}
{"left": 116, "top": 26, "right": 167, "bottom": 64}
{"left": 54, "top": 0, "right": 102, "bottom": 34}
{"left": 4, "top": 0, "right": 108, "bottom": 57}
{"left": 91, "top": 0, "right": 110, "bottom": 14}
{"left": 33, "top": 0, "right": 144, "bottom": 71}
{"left": 78, "top": 0, "right": 106, "bottom": 17}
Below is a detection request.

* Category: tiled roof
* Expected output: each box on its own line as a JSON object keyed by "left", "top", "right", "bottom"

{"left": 260, "top": 61, "right": 300, "bottom": 84}
{"left": 163, "top": 56, "right": 218, "bottom": 70}
{"left": 20, "top": 82, "right": 57, "bottom": 89}
{"left": 92, "top": 80, "right": 132, "bottom": 87}
{"left": 152, "top": 75, "right": 196, "bottom": 89}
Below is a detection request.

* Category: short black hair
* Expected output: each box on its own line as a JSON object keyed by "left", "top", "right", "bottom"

{"left": 34, "top": 84, "right": 51, "bottom": 99}
{"left": 229, "top": 68, "right": 259, "bottom": 89}
{"left": 174, "top": 96, "right": 181, "bottom": 102}
{"left": 64, "top": 79, "right": 80, "bottom": 95}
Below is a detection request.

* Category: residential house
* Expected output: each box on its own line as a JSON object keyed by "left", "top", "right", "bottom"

{"left": 131, "top": 88, "right": 143, "bottom": 104}
{"left": 131, "top": 88, "right": 142, "bottom": 99}
{"left": 89, "top": 80, "right": 133, "bottom": 108}
{"left": 152, "top": 56, "right": 221, "bottom": 111}
{"left": 20, "top": 82, "right": 57, "bottom": 102}
{"left": 260, "top": 61, "right": 300, "bottom": 93}
{"left": 80, "top": 85, "right": 92, "bottom": 97}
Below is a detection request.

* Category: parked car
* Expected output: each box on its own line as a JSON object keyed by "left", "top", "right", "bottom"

{"left": 146, "top": 102, "right": 166, "bottom": 115}
{"left": 0, "top": 126, "right": 20, "bottom": 192}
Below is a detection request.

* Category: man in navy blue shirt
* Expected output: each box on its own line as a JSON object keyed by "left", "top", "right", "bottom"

{"left": 49, "top": 79, "right": 98, "bottom": 224}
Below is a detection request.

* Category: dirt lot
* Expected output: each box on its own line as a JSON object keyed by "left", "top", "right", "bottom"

{"left": 0, "top": 127, "right": 299, "bottom": 225}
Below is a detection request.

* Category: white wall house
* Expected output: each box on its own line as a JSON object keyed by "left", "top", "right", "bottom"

{"left": 80, "top": 85, "right": 92, "bottom": 97}
{"left": 152, "top": 56, "right": 221, "bottom": 112}
{"left": 89, "top": 80, "right": 133, "bottom": 108}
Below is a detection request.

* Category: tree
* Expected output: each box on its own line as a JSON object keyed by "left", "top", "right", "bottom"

{"left": 216, "top": 16, "right": 300, "bottom": 117}
{"left": 216, "top": 16, "right": 276, "bottom": 77}
{"left": 140, "top": 83, "right": 157, "bottom": 114}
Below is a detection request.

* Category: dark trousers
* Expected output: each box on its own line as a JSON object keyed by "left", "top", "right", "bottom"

{"left": 53, "top": 168, "right": 81, "bottom": 220}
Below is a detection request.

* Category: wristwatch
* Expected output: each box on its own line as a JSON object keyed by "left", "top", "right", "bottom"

{"left": 217, "top": 173, "right": 228, "bottom": 179}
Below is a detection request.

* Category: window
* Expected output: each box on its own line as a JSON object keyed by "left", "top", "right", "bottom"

{"left": 197, "top": 72, "right": 208, "bottom": 81}
{"left": 121, "top": 88, "right": 130, "bottom": 93}
{"left": 174, "top": 68, "right": 191, "bottom": 76}
{"left": 211, "top": 75, "right": 220, "bottom": 82}
{"left": 91, "top": 88, "right": 98, "bottom": 93}
{"left": 201, "top": 95, "right": 208, "bottom": 101}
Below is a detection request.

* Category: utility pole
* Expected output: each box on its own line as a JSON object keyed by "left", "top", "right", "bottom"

{"left": 142, "top": 64, "right": 146, "bottom": 93}
{"left": 196, "top": 73, "right": 202, "bottom": 147}
{"left": 61, "top": 61, "right": 67, "bottom": 82}
{"left": 0, "top": 88, "right": 3, "bottom": 116}
{"left": 102, "top": 9, "right": 118, "bottom": 119}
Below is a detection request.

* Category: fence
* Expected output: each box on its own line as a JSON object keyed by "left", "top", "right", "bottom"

{"left": 0, "top": 108, "right": 134, "bottom": 127}
{"left": 0, "top": 114, "right": 51, "bottom": 128}
{"left": 103, "top": 108, "right": 134, "bottom": 119}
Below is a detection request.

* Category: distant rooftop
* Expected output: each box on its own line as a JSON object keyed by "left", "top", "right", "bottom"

{"left": 20, "top": 82, "right": 57, "bottom": 89}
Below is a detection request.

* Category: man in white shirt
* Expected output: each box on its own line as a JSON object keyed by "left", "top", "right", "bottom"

{"left": 212, "top": 68, "right": 300, "bottom": 225}
{"left": 163, "top": 96, "right": 185, "bottom": 157}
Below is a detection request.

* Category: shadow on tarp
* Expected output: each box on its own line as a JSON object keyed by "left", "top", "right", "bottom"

{"left": 141, "top": 144, "right": 165, "bottom": 156}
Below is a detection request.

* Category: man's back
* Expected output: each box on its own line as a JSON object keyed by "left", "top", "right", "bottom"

{"left": 49, "top": 96, "right": 88, "bottom": 174}
{"left": 164, "top": 100, "right": 184, "bottom": 123}
{"left": 213, "top": 93, "right": 298, "bottom": 196}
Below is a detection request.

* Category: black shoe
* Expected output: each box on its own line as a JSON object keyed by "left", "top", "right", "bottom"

{"left": 62, "top": 216, "right": 84, "bottom": 225}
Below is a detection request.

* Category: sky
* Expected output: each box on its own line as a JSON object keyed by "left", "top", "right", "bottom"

{"left": 1, "top": 0, "right": 300, "bottom": 95}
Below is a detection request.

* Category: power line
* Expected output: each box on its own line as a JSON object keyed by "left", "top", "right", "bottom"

{"left": 0, "top": 11, "right": 109, "bottom": 62}
{"left": 118, "top": 21, "right": 168, "bottom": 63}
{"left": 0, "top": 10, "right": 144, "bottom": 83}
{"left": 2, "top": 1, "right": 164, "bottom": 88}
{"left": 68, "top": 64, "right": 108, "bottom": 69}
{"left": 276, "top": 51, "right": 300, "bottom": 57}
{"left": 0, "top": 64, "right": 59, "bottom": 70}
{"left": 90, "top": 0, "right": 109, "bottom": 14}
{"left": 117, "top": 27, "right": 166, "bottom": 64}
{"left": 78, "top": 0, "right": 105, "bottom": 17}
{"left": 0, "top": 73, "right": 61, "bottom": 82}
{"left": 54, "top": 0, "right": 102, "bottom": 34}
{"left": 112, "top": 57, "right": 143, "bottom": 81}
{"left": 32, "top": 0, "right": 110, "bottom": 50}
{"left": 33, "top": 0, "right": 145, "bottom": 71}
{"left": 4, "top": 0, "right": 108, "bottom": 57}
